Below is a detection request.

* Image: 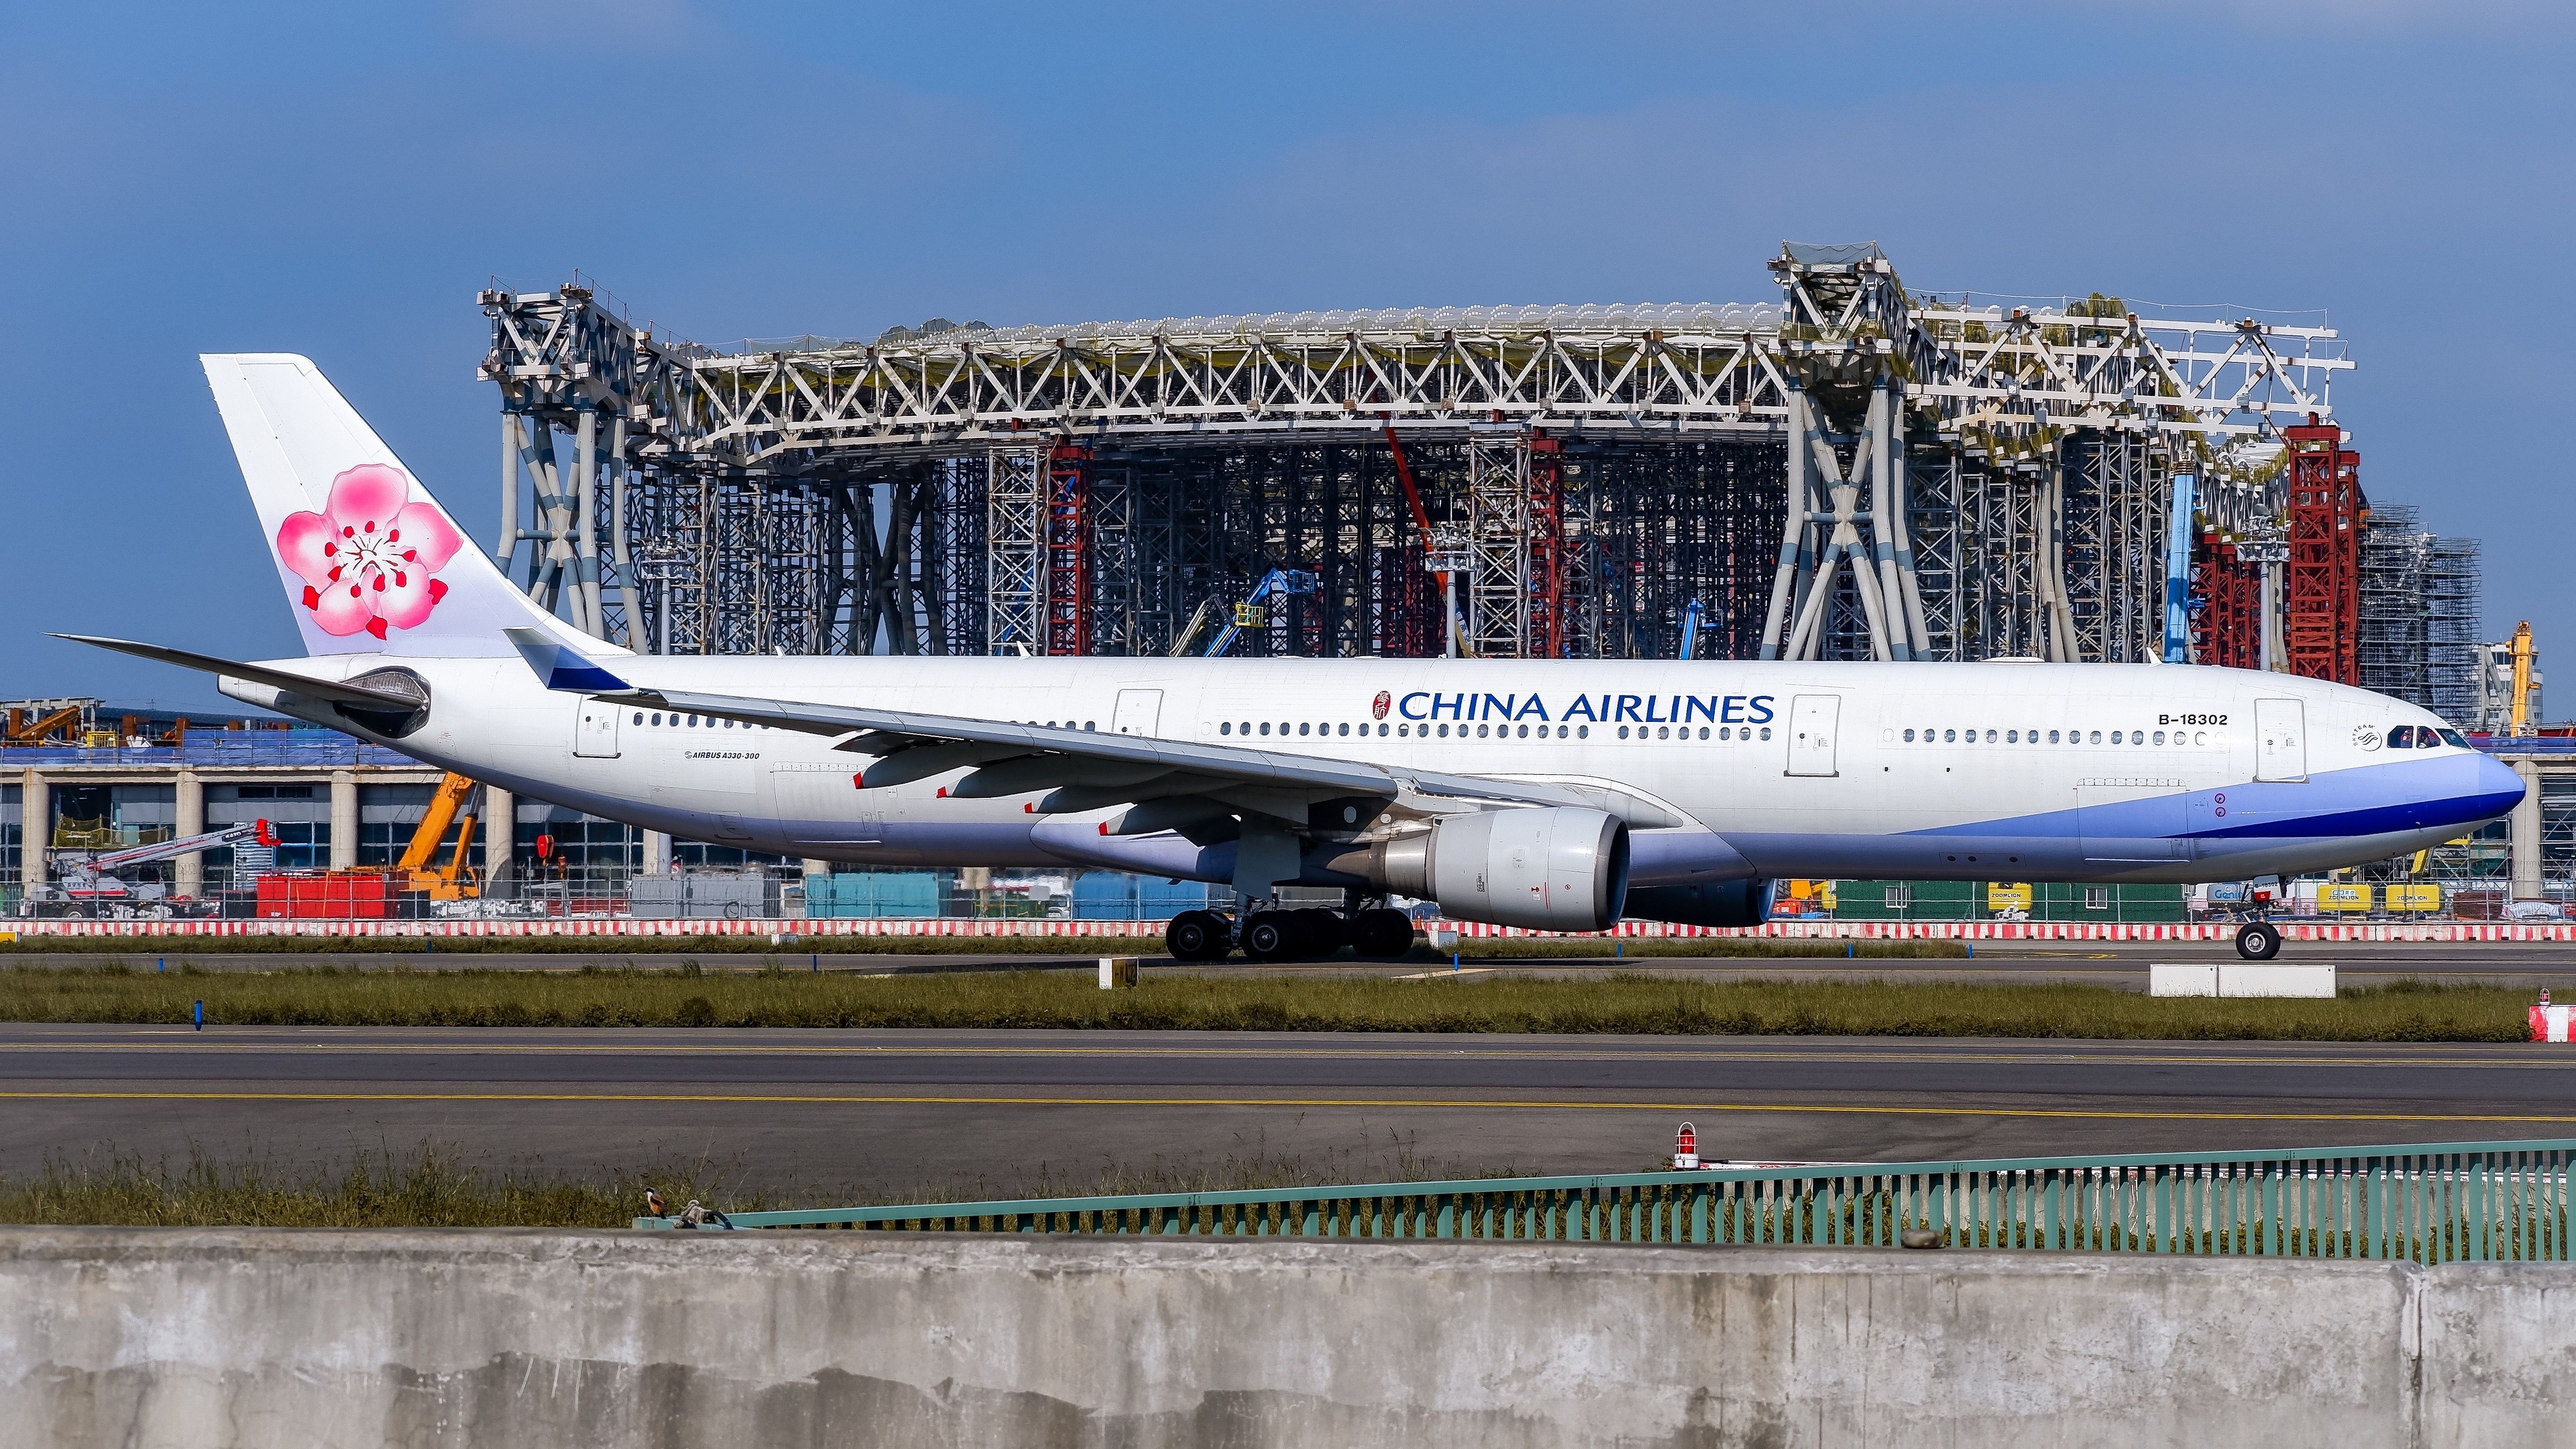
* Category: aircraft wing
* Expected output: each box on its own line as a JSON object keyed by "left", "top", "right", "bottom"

{"left": 53, "top": 634, "right": 432, "bottom": 710}
{"left": 505, "top": 629, "right": 1688, "bottom": 828}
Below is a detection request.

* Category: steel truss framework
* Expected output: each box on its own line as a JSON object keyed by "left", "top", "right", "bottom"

{"left": 476, "top": 246, "right": 2349, "bottom": 665}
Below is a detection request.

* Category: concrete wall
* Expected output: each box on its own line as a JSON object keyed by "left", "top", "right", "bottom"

{"left": 0, "top": 1229, "right": 2567, "bottom": 1448}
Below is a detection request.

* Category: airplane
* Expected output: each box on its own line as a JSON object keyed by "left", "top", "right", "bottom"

{"left": 61, "top": 354, "right": 2526, "bottom": 963}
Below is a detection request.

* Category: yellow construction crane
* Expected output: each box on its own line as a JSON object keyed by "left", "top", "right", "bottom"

{"left": 2510, "top": 621, "right": 2537, "bottom": 735}
{"left": 395, "top": 773, "right": 482, "bottom": 900}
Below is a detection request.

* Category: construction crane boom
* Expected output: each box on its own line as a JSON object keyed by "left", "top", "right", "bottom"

{"left": 1203, "top": 569, "right": 1319, "bottom": 658}
{"left": 2511, "top": 621, "right": 2536, "bottom": 736}
{"left": 397, "top": 772, "right": 484, "bottom": 899}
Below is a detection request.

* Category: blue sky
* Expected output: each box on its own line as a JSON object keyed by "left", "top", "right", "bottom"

{"left": 4, "top": 1, "right": 2569, "bottom": 707}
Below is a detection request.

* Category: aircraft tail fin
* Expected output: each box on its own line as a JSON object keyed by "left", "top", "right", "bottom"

{"left": 200, "top": 353, "right": 623, "bottom": 659}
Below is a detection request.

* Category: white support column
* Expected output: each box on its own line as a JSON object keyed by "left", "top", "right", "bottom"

{"left": 644, "top": 828, "right": 671, "bottom": 875}
{"left": 575, "top": 407, "right": 604, "bottom": 638}
{"left": 497, "top": 413, "right": 522, "bottom": 569}
{"left": 18, "top": 770, "right": 45, "bottom": 893}
{"left": 174, "top": 770, "right": 204, "bottom": 899}
{"left": 486, "top": 787, "right": 515, "bottom": 877}
{"left": 2512, "top": 760, "right": 2544, "bottom": 900}
{"left": 328, "top": 771, "right": 358, "bottom": 871}
{"left": 1758, "top": 387, "right": 1810, "bottom": 660}
{"left": 609, "top": 415, "right": 641, "bottom": 648}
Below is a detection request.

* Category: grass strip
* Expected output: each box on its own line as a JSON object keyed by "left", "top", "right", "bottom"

{"left": 0, "top": 1143, "right": 1515, "bottom": 1228}
{"left": 0, "top": 965, "right": 2544, "bottom": 1040}
{"left": 0, "top": 933, "right": 1963, "bottom": 959}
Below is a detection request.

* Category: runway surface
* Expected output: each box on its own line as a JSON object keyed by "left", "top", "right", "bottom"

{"left": 6, "top": 1024, "right": 2574, "bottom": 1198}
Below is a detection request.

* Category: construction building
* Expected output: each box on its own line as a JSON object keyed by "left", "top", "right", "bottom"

{"left": 478, "top": 243, "right": 2350, "bottom": 672}
{"left": 2357, "top": 505, "right": 2486, "bottom": 728}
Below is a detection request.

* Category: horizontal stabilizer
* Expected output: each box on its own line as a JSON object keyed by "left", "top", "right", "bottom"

{"left": 503, "top": 627, "right": 632, "bottom": 693}
{"left": 51, "top": 634, "right": 428, "bottom": 709}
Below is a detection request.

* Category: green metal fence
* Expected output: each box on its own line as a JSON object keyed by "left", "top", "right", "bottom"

{"left": 639, "top": 1139, "right": 2576, "bottom": 1261}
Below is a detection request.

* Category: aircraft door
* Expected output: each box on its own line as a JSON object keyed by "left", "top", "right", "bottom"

{"left": 1785, "top": 695, "right": 1840, "bottom": 777}
{"left": 1112, "top": 689, "right": 1164, "bottom": 736}
{"left": 2255, "top": 699, "right": 2307, "bottom": 782}
{"left": 573, "top": 697, "right": 621, "bottom": 759}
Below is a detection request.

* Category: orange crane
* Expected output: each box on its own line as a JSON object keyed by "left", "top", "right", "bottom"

{"left": 395, "top": 773, "right": 483, "bottom": 900}
{"left": 2510, "top": 621, "right": 2537, "bottom": 736}
{"left": 1380, "top": 423, "right": 1471, "bottom": 657}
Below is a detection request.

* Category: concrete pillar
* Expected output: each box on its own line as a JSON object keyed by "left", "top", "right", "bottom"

{"left": 485, "top": 787, "right": 514, "bottom": 876}
{"left": 18, "top": 770, "right": 44, "bottom": 892}
{"left": 644, "top": 828, "right": 670, "bottom": 875}
{"left": 2512, "top": 759, "right": 2544, "bottom": 899}
{"left": 174, "top": 770, "right": 204, "bottom": 899}
{"left": 328, "top": 771, "right": 358, "bottom": 871}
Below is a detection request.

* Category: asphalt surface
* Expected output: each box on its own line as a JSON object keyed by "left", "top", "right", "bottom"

{"left": 7, "top": 1025, "right": 2575, "bottom": 1199}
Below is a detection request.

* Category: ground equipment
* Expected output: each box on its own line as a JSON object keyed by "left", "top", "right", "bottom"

{"left": 1197, "top": 569, "right": 1320, "bottom": 658}
{"left": 24, "top": 819, "right": 275, "bottom": 917}
{"left": 394, "top": 773, "right": 483, "bottom": 899}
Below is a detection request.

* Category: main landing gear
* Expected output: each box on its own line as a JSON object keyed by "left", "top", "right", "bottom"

{"left": 2234, "top": 921, "right": 2282, "bottom": 961}
{"left": 1163, "top": 901, "right": 1418, "bottom": 963}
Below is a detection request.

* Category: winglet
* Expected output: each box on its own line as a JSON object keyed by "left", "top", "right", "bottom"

{"left": 504, "top": 627, "right": 633, "bottom": 694}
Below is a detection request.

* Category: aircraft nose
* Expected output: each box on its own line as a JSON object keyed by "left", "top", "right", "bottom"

{"left": 2476, "top": 752, "right": 2528, "bottom": 811}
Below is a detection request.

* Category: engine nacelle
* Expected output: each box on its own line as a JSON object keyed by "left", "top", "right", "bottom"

{"left": 1373, "top": 807, "right": 1629, "bottom": 931}
{"left": 1623, "top": 878, "right": 1774, "bottom": 929}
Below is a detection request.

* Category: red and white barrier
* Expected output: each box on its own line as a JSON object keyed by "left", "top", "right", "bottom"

{"left": 8, "top": 915, "right": 2576, "bottom": 944}
{"left": 2532, "top": 1003, "right": 2576, "bottom": 1042}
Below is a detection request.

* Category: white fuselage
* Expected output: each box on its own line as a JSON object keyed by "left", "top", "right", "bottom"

{"left": 231, "top": 654, "right": 2527, "bottom": 892}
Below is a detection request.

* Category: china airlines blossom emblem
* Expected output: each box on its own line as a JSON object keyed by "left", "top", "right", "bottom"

{"left": 275, "top": 465, "right": 465, "bottom": 639}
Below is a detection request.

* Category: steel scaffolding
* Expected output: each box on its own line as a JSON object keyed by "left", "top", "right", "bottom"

{"left": 476, "top": 245, "right": 2352, "bottom": 666}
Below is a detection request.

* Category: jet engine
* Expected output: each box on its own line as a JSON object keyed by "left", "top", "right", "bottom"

{"left": 1365, "top": 807, "right": 1629, "bottom": 931}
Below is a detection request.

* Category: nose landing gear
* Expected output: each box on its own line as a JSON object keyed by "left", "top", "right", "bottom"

{"left": 2234, "top": 920, "right": 2282, "bottom": 961}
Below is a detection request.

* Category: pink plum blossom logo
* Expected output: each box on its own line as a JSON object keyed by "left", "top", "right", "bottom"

{"left": 276, "top": 465, "right": 464, "bottom": 640}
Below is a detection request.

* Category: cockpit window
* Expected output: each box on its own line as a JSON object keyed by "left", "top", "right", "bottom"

{"left": 2438, "top": 728, "right": 2468, "bottom": 748}
{"left": 2386, "top": 726, "right": 2418, "bottom": 749}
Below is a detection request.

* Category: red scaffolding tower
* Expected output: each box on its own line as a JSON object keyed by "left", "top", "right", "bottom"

{"left": 2282, "top": 415, "right": 2364, "bottom": 685}
{"left": 2193, "top": 530, "right": 2262, "bottom": 670}
{"left": 1526, "top": 433, "right": 1569, "bottom": 657}
{"left": 1043, "top": 441, "right": 1092, "bottom": 656}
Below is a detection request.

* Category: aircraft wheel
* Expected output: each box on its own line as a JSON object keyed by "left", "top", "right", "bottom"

{"left": 1239, "top": 912, "right": 1296, "bottom": 962}
{"left": 1294, "top": 909, "right": 1349, "bottom": 957}
{"left": 1165, "top": 910, "right": 1229, "bottom": 962}
{"left": 2236, "top": 921, "right": 2282, "bottom": 961}
{"left": 1351, "top": 908, "right": 1418, "bottom": 960}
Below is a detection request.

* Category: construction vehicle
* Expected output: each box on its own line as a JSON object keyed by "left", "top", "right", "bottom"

{"left": 24, "top": 819, "right": 275, "bottom": 917}
{"left": 1, "top": 699, "right": 93, "bottom": 748}
{"left": 393, "top": 772, "right": 483, "bottom": 900}
{"left": 1677, "top": 598, "right": 1705, "bottom": 660}
{"left": 1170, "top": 569, "right": 1321, "bottom": 658}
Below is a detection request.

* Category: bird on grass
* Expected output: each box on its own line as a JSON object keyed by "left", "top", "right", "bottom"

{"left": 644, "top": 1188, "right": 668, "bottom": 1219}
{"left": 679, "top": 1199, "right": 735, "bottom": 1230}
